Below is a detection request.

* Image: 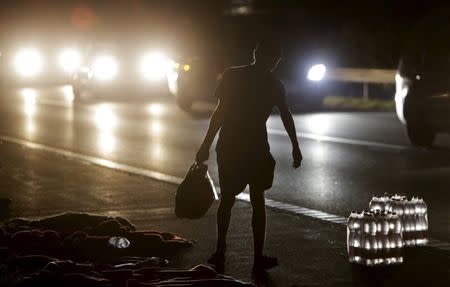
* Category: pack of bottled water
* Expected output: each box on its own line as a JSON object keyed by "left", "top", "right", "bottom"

{"left": 347, "top": 210, "right": 403, "bottom": 266}
{"left": 369, "top": 194, "right": 428, "bottom": 246}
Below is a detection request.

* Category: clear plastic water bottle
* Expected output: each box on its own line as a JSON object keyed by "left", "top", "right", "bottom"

{"left": 381, "top": 194, "right": 391, "bottom": 211}
{"left": 407, "top": 199, "right": 417, "bottom": 245}
{"left": 370, "top": 195, "right": 391, "bottom": 212}
{"left": 354, "top": 212, "right": 363, "bottom": 263}
{"left": 381, "top": 213, "right": 391, "bottom": 264}
{"left": 369, "top": 196, "right": 382, "bottom": 211}
{"left": 363, "top": 211, "right": 377, "bottom": 266}
{"left": 391, "top": 213, "right": 403, "bottom": 264}
{"left": 381, "top": 211, "right": 390, "bottom": 235}
{"left": 415, "top": 197, "right": 428, "bottom": 245}
{"left": 108, "top": 237, "right": 131, "bottom": 249}
{"left": 347, "top": 211, "right": 356, "bottom": 260}
{"left": 389, "top": 198, "right": 404, "bottom": 220}
{"left": 373, "top": 212, "right": 383, "bottom": 264}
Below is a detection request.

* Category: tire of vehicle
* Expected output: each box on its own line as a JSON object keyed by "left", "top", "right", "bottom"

{"left": 406, "top": 123, "right": 435, "bottom": 147}
{"left": 176, "top": 96, "right": 193, "bottom": 111}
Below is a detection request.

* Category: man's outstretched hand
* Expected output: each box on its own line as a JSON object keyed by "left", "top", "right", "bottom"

{"left": 292, "top": 146, "right": 303, "bottom": 168}
{"left": 196, "top": 145, "right": 209, "bottom": 163}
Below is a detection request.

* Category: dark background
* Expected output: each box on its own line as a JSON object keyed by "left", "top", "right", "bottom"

{"left": 0, "top": 0, "right": 447, "bottom": 68}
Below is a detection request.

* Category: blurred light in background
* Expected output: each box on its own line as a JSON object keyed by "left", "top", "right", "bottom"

{"left": 93, "top": 55, "right": 118, "bottom": 81}
{"left": 59, "top": 49, "right": 81, "bottom": 74}
{"left": 167, "top": 69, "right": 179, "bottom": 95}
{"left": 140, "top": 52, "right": 171, "bottom": 81}
{"left": 20, "top": 88, "right": 38, "bottom": 138}
{"left": 94, "top": 105, "right": 117, "bottom": 155}
{"left": 150, "top": 120, "right": 164, "bottom": 136}
{"left": 147, "top": 103, "right": 165, "bottom": 117}
{"left": 61, "top": 85, "right": 75, "bottom": 106}
{"left": 183, "top": 64, "right": 190, "bottom": 72}
{"left": 305, "top": 114, "right": 330, "bottom": 135}
{"left": 14, "top": 48, "right": 42, "bottom": 77}
{"left": 311, "top": 142, "right": 327, "bottom": 162}
{"left": 307, "top": 64, "right": 326, "bottom": 81}
{"left": 98, "top": 132, "right": 116, "bottom": 155}
{"left": 94, "top": 104, "right": 117, "bottom": 130}
{"left": 26, "top": 120, "right": 36, "bottom": 136}
{"left": 21, "top": 88, "right": 37, "bottom": 117}
{"left": 151, "top": 143, "right": 164, "bottom": 162}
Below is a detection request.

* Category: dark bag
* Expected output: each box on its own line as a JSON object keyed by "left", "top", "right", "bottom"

{"left": 175, "top": 163, "right": 218, "bottom": 219}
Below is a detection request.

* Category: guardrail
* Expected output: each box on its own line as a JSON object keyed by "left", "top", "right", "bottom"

{"left": 327, "top": 68, "right": 396, "bottom": 100}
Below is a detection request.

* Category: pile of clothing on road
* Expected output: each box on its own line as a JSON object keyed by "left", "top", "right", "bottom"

{"left": 0, "top": 212, "right": 254, "bottom": 287}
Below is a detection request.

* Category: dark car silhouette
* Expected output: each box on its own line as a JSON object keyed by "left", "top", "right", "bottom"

{"left": 72, "top": 43, "right": 175, "bottom": 101}
{"left": 394, "top": 8, "right": 449, "bottom": 147}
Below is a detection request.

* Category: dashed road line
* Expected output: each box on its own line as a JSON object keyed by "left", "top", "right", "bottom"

{"left": 236, "top": 193, "right": 348, "bottom": 225}
{"left": 0, "top": 134, "right": 448, "bottom": 253}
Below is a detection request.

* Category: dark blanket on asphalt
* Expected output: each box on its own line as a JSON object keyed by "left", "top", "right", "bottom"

{"left": 0, "top": 212, "right": 254, "bottom": 286}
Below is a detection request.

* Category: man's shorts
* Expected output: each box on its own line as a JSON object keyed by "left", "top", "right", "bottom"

{"left": 217, "top": 150, "right": 276, "bottom": 197}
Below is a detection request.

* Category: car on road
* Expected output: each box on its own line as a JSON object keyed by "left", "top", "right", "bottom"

{"left": 72, "top": 43, "right": 176, "bottom": 101}
{"left": 394, "top": 9, "right": 449, "bottom": 147}
{"left": 0, "top": 41, "right": 82, "bottom": 86}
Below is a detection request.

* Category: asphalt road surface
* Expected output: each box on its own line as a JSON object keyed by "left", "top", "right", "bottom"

{"left": 0, "top": 85, "right": 449, "bottom": 242}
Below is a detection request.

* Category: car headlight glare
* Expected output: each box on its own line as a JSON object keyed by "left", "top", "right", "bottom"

{"left": 92, "top": 56, "right": 118, "bottom": 81}
{"left": 14, "top": 48, "right": 42, "bottom": 77}
{"left": 307, "top": 64, "right": 326, "bottom": 81}
{"left": 140, "top": 52, "right": 171, "bottom": 81}
{"left": 59, "top": 49, "right": 81, "bottom": 73}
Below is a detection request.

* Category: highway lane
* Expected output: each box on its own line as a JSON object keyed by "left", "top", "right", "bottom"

{"left": 0, "top": 85, "right": 449, "bottom": 241}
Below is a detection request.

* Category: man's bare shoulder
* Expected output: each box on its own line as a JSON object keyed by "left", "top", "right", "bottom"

{"left": 222, "top": 65, "right": 250, "bottom": 76}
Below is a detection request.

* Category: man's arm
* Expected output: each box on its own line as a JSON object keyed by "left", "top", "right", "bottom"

{"left": 196, "top": 100, "right": 224, "bottom": 162}
{"left": 277, "top": 86, "right": 302, "bottom": 168}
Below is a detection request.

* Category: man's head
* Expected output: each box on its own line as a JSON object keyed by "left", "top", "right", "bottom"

{"left": 253, "top": 38, "right": 282, "bottom": 71}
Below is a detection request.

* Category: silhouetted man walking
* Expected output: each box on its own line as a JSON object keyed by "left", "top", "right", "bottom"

{"left": 196, "top": 39, "right": 302, "bottom": 270}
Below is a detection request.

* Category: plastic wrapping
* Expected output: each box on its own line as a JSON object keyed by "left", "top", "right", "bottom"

{"left": 369, "top": 195, "right": 428, "bottom": 246}
{"left": 347, "top": 210, "right": 403, "bottom": 266}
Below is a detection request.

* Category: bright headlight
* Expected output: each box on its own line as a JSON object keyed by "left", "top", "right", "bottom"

{"left": 14, "top": 48, "right": 42, "bottom": 77}
{"left": 307, "top": 64, "right": 326, "bottom": 81}
{"left": 59, "top": 49, "right": 81, "bottom": 73}
{"left": 92, "top": 56, "right": 118, "bottom": 81}
{"left": 140, "top": 52, "right": 171, "bottom": 81}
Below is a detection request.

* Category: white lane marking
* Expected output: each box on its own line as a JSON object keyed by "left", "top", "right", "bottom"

{"left": 0, "top": 135, "right": 182, "bottom": 185}
{"left": 267, "top": 128, "right": 408, "bottom": 151}
{"left": 0, "top": 134, "right": 448, "bottom": 253}
{"left": 235, "top": 193, "right": 347, "bottom": 223}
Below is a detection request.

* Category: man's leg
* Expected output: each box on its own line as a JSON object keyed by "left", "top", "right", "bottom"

{"left": 215, "top": 194, "right": 235, "bottom": 255}
{"left": 250, "top": 185, "right": 278, "bottom": 269}
{"left": 250, "top": 186, "right": 266, "bottom": 259}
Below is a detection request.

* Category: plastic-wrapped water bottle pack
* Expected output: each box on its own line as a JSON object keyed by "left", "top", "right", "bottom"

{"left": 347, "top": 210, "right": 403, "bottom": 266}
{"left": 370, "top": 194, "right": 428, "bottom": 246}
{"left": 347, "top": 194, "right": 428, "bottom": 266}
